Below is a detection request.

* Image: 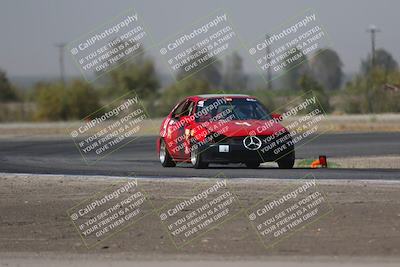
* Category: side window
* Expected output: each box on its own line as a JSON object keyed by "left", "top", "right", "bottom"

{"left": 182, "top": 100, "right": 195, "bottom": 116}
{"left": 171, "top": 100, "right": 187, "bottom": 119}
{"left": 172, "top": 100, "right": 195, "bottom": 119}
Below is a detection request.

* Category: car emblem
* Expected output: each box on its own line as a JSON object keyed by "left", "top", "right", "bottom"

{"left": 243, "top": 136, "right": 262, "bottom": 150}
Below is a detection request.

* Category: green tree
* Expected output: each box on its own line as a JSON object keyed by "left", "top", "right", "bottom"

{"left": 156, "top": 78, "right": 211, "bottom": 116}
{"left": 0, "top": 69, "right": 18, "bottom": 102}
{"left": 107, "top": 59, "right": 159, "bottom": 99}
{"left": 283, "top": 48, "right": 309, "bottom": 90}
{"left": 34, "top": 81, "right": 101, "bottom": 121}
{"left": 299, "top": 74, "right": 331, "bottom": 113}
{"left": 95, "top": 39, "right": 145, "bottom": 78}
{"left": 66, "top": 80, "right": 101, "bottom": 119}
{"left": 309, "top": 49, "right": 343, "bottom": 90}
{"left": 222, "top": 52, "right": 247, "bottom": 90}
{"left": 361, "top": 49, "right": 398, "bottom": 75}
{"left": 177, "top": 49, "right": 222, "bottom": 87}
{"left": 34, "top": 83, "right": 68, "bottom": 121}
{"left": 343, "top": 68, "right": 400, "bottom": 113}
{"left": 99, "top": 41, "right": 159, "bottom": 100}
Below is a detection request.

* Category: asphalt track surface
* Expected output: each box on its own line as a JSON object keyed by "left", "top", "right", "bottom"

{"left": 0, "top": 132, "right": 399, "bottom": 180}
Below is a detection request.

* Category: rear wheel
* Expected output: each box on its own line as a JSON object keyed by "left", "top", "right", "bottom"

{"left": 277, "top": 150, "right": 295, "bottom": 169}
{"left": 245, "top": 162, "right": 260, "bottom": 168}
{"left": 191, "top": 146, "right": 208, "bottom": 169}
{"left": 159, "top": 139, "right": 176, "bottom": 167}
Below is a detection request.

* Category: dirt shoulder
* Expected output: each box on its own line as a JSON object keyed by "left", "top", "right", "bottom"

{"left": 0, "top": 173, "right": 399, "bottom": 263}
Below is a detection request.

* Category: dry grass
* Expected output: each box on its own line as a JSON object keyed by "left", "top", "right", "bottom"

{"left": 0, "top": 114, "right": 399, "bottom": 139}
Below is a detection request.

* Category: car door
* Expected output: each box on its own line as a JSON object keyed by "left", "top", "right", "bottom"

{"left": 165, "top": 99, "right": 192, "bottom": 160}
{"left": 170, "top": 99, "right": 194, "bottom": 159}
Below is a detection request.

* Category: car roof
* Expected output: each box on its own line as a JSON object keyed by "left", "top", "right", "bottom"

{"left": 194, "top": 94, "right": 251, "bottom": 99}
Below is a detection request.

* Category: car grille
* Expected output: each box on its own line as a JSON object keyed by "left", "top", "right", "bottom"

{"left": 224, "top": 133, "right": 292, "bottom": 147}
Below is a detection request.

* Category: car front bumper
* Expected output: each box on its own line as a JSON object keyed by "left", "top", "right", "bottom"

{"left": 198, "top": 140, "right": 294, "bottom": 164}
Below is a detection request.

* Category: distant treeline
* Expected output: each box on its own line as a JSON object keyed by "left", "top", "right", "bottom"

{"left": 1, "top": 46, "right": 399, "bottom": 122}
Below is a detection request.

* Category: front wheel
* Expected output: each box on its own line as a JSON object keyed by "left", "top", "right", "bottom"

{"left": 277, "top": 150, "right": 295, "bottom": 169}
{"left": 191, "top": 146, "right": 208, "bottom": 169}
{"left": 159, "top": 139, "right": 176, "bottom": 167}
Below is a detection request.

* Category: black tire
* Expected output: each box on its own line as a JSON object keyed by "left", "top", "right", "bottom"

{"left": 277, "top": 150, "right": 295, "bottom": 169}
{"left": 159, "top": 139, "right": 176, "bottom": 167}
{"left": 245, "top": 162, "right": 260, "bottom": 168}
{"left": 191, "top": 146, "right": 208, "bottom": 169}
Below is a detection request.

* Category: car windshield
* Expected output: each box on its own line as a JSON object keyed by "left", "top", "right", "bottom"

{"left": 196, "top": 98, "right": 272, "bottom": 121}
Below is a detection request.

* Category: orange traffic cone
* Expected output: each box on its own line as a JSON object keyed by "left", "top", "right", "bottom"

{"left": 310, "top": 159, "right": 320, "bottom": 168}
{"left": 310, "top": 155, "right": 328, "bottom": 168}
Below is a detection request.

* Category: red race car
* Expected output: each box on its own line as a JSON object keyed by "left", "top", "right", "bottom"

{"left": 157, "top": 94, "right": 295, "bottom": 169}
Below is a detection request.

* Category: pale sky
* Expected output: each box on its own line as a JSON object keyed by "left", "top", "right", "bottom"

{"left": 0, "top": 0, "right": 399, "bottom": 77}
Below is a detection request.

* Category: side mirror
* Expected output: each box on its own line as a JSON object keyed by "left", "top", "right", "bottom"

{"left": 271, "top": 113, "right": 283, "bottom": 121}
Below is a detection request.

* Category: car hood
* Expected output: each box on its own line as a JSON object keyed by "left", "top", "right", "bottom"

{"left": 204, "top": 119, "right": 286, "bottom": 137}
